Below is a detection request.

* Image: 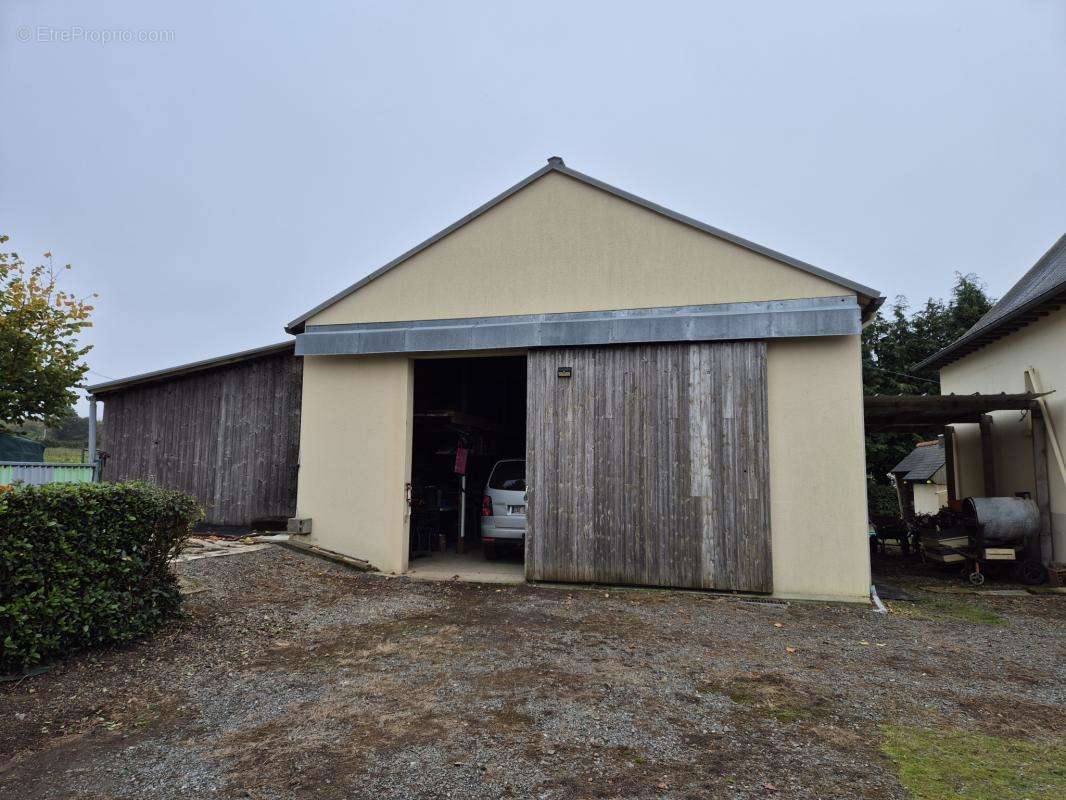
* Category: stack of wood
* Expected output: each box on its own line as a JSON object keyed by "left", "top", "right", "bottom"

{"left": 920, "top": 527, "right": 968, "bottom": 563}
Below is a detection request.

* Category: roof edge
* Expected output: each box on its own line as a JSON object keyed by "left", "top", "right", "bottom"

{"left": 915, "top": 282, "right": 1066, "bottom": 371}
{"left": 285, "top": 157, "right": 883, "bottom": 333}
{"left": 88, "top": 340, "right": 295, "bottom": 396}
{"left": 285, "top": 162, "right": 554, "bottom": 333}
{"left": 917, "top": 232, "right": 1066, "bottom": 371}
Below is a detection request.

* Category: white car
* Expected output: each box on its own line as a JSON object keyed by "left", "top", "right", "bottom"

{"left": 480, "top": 458, "right": 526, "bottom": 559}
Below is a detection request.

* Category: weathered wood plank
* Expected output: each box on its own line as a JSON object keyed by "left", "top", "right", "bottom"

{"left": 527, "top": 341, "right": 771, "bottom": 592}
{"left": 99, "top": 351, "right": 301, "bottom": 526}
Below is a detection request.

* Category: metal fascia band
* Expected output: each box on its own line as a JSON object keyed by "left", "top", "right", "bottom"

{"left": 295, "top": 296, "right": 860, "bottom": 356}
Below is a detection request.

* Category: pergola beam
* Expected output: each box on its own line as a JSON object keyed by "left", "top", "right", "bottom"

{"left": 864, "top": 392, "right": 1046, "bottom": 433}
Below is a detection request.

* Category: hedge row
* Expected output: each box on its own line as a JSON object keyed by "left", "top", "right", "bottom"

{"left": 0, "top": 482, "right": 202, "bottom": 673}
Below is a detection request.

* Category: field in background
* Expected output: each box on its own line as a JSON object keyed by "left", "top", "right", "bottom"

{"left": 44, "top": 447, "right": 87, "bottom": 464}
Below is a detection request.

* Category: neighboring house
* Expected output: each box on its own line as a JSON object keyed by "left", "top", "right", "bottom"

{"left": 890, "top": 439, "right": 948, "bottom": 517}
{"left": 285, "top": 157, "right": 883, "bottom": 602}
{"left": 87, "top": 342, "right": 302, "bottom": 528}
{"left": 918, "top": 233, "right": 1066, "bottom": 562}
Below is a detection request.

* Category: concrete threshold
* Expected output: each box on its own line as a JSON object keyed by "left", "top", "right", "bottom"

{"left": 403, "top": 551, "right": 525, "bottom": 585}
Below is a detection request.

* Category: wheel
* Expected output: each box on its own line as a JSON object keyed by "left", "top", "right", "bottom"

{"left": 983, "top": 561, "right": 1007, "bottom": 577}
{"left": 484, "top": 545, "right": 498, "bottom": 561}
{"left": 968, "top": 571, "right": 985, "bottom": 586}
{"left": 1015, "top": 559, "right": 1048, "bottom": 586}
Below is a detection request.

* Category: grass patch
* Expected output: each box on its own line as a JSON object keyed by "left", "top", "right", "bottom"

{"left": 882, "top": 725, "right": 1066, "bottom": 799}
{"left": 891, "top": 597, "right": 1005, "bottom": 625}
{"left": 705, "top": 674, "right": 819, "bottom": 724}
{"left": 724, "top": 684, "right": 803, "bottom": 723}
{"left": 44, "top": 447, "right": 86, "bottom": 463}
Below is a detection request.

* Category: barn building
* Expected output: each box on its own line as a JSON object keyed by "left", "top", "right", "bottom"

{"left": 88, "top": 342, "right": 301, "bottom": 528}
{"left": 285, "top": 157, "right": 883, "bottom": 602}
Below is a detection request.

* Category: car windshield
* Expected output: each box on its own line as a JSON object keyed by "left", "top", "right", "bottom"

{"left": 489, "top": 461, "right": 525, "bottom": 491}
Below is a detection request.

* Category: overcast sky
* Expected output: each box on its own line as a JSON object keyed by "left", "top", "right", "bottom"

{"left": 2, "top": 1, "right": 1064, "bottom": 412}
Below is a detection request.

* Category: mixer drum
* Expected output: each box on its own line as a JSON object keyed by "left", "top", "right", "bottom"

{"left": 964, "top": 497, "right": 1041, "bottom": 545}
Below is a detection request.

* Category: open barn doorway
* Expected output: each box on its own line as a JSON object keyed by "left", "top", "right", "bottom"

{"left": 406, "top": 355, "right": 527, "bottom": 582}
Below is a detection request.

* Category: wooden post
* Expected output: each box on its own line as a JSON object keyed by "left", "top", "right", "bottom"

{"left": 980, "top": 415, "right": 997, "bottom": 497}
{"left": 943, "top": 426, "right": 958, "bottom": 506}
{"left": 893, "top": 473, "right": 915, "bottom": 521}
{"left": 458, "top": 473, "right": 467, "bottom": 554}
{"left": 88, "top": 396, "right": 99, "bottom": 481}
{"left": 1026, "top": 368, "right": 1066, "bottom": 490}
{"left": 892, "top": 473, "right": 905, "bottom": 517}
{"left": 1031, "top": 408, "right": 1053, "bottom": 565}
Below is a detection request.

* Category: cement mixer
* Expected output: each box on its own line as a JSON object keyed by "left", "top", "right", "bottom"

{"left": 960, "top": 497, "right": 1047, "bottom": 585}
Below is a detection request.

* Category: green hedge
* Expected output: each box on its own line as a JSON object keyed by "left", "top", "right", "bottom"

{"left": 867, "top": 476, "right": 900, "bottom": 518}
{"left": 0, "top": 482, "right": 202, "bottom": 673}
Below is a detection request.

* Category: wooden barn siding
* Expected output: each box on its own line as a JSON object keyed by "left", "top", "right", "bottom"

{"left": 526, "top": 342, "right": 771, "bottom": 592}
{"left": 99, "top": 352, "right": 302, "bottom": 526}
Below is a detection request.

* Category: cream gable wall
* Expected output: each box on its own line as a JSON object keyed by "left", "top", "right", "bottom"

{"left": 308, "top": 172, "right": 855, "bottom": 326}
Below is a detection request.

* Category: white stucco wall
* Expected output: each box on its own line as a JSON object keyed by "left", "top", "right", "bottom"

{"left": 940, "top": 307, "right": 1066, "bottom": 560}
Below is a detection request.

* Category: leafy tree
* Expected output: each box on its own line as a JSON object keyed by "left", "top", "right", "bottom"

{"left": 52, "top": 411, "right": 90, "bottom": 445}
{"left": 8, "top": 408, "right": 95, "bottom": 446}
{"left": 0, "top": 236, "right": 95, "bottom": 426}
{"left": 863, "top": 274, "right": 994, "bottom": 512}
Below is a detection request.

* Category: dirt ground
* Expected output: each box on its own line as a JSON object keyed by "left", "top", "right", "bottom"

{"left": 1, "top": 547, "right": 1063, "bottom": 800}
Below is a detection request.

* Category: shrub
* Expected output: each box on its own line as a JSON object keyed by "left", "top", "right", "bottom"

{"left": 0, "top": 482, "right": 202, "bottom": 673}
{"left": 867, "top": 476, "right": 900, "bottom": 518}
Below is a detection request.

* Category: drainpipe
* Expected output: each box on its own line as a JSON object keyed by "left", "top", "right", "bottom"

{"left": 88, "top": 396, "right": 98, "bottom": 481}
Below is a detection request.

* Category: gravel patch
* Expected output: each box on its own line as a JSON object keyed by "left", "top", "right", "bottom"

{"left": 1, "top": 548, "right": 1062, "bottom": 799}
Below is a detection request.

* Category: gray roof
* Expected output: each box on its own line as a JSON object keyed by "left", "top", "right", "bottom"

{"left": 890, "top": 440, "right": 945, "bottom": 482}
{"left": 88, "top": 341, "right": 294, "bottom": 396}
{"left": 285, "top": 157, "right": 883, "bottom": 334}
{"left": 918, "top": 233, "right": 1066, "bottom": 370}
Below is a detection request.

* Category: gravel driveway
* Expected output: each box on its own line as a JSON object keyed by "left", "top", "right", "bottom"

{"left": 2, "top": 547, "right": 1063, "bottom": 799}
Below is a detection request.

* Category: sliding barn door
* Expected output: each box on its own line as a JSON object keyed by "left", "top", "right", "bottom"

{"left": 526, "top": 341, "right": 771, "bottom": 592}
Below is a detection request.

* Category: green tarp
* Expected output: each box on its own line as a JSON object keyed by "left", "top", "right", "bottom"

{"left": 0, "top": 434, "right": 45, "bottom": 462}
